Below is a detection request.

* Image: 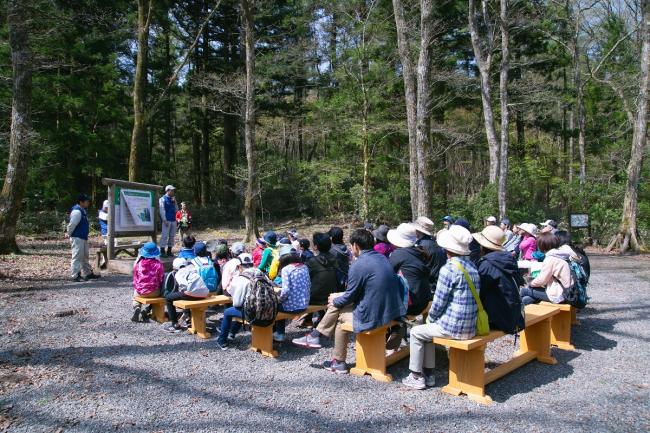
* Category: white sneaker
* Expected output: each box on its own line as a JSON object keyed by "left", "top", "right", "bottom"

{"left": 272, "top": 332, "right": 285, "bottom": 342}
{"left": 402, "top": 373, "right": 426, "bottom": 390}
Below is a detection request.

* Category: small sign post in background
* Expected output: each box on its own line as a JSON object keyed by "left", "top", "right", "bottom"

{"left": 569, "top": 213, "right": 592, "bottom": 244}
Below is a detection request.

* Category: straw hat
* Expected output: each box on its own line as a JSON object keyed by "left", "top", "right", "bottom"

{"left": 437, "top": 225, "right": 472, "bottom": 256}
{"left": 387, "top": 223, "right": 418, "bottom": 248}
{"left": 472, "top": 226, "right": 506, "bottom": 251}
{"left": 413, "top": 216, "right": 434, "bottom": 236}
{"left": 519, "top": 223, "right": 538, "bottom": 238}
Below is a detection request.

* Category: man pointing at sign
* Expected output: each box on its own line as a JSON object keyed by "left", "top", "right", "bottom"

{"left": 159, "top": 185, "right": 177, "bottom": 257}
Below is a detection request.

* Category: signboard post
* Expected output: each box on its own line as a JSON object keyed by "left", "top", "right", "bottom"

{"left": 101, "top": 178, "right": 164, "bottom": 271}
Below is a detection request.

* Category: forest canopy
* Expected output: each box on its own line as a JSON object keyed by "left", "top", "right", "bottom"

{"left": 0, "top": 0, "right": 648, "bottom": 251}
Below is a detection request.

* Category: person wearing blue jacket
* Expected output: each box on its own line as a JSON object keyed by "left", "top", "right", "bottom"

{"left": 66, "top": 194, "right": 100, "bottom": 282}
{"left": 159, "top": 185, "right": 177, "bottom": 257}
{"left": 292, "top": 229, "right": 406, "bottom": 374}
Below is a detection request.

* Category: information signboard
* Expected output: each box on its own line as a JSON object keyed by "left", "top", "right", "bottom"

{"left": 570, "top": 213, "right": 589, "bottom": 229}
{"left": 114, "top": 187, "right": 155, "bottom": 232}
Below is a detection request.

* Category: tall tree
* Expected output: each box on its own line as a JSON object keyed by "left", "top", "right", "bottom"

{"left": 241, "top": 0, "right": 258, "bottom": 241}
{"left": 497, "top": 0, "right": 510, "bottom": 219}
{"left": 469, "top": 0, "right": 500, "bottom": 184}
{"left": 128, "top": 0, "right": 153, "bottom": 182}
{"left": 609, "top": 0, "right": 650, "bottom": 253}
{"left": 0, "top": 0, "right": 33, "bottom": 254}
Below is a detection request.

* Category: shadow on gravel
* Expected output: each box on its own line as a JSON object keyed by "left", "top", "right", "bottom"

{"left": 0, "top": 276, "right": 132, "bottom": 294}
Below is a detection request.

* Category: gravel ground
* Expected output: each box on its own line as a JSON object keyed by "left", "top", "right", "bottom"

{"left": 0, "top": 242, "right": 649, "bottom": 433}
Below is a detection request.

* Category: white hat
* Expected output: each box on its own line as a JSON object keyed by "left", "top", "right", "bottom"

{"left": 387, "top": 223, "right": 418, "bottom": 248}
{"left": 540, "top": 219, "right": 557, "bottom": 228}
{"left": 413, "top": 216, "right": 434, "bottom": 236}
{"left": 165, "top": 185, "right": 176, "bottom": 192}
{"left": 102, "top": 199, "right": 109, "bottom": 210}
{"left": 472, "top": 226, "right": 506, "bottom": 251}
{"left": 486, "top": 216, "right": 497, "bottom": 223}
{"left": 238, "top": 253, "right": 253, "bottom": 266}
{"left": 230, "top": 242, "right": 246, "bottom": 256}
{"left": 437, "top": 224, "right": 472, "bottom": 256}
{"left": 519, "top": 223, "right": 538, "bottom": 238}
{"left": 172, "top": 257, "right": 189, "bottom": 270}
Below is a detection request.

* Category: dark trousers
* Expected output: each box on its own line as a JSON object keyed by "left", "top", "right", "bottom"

{"left": 273, "top": 307, "right": 305, "bottom": 335}
{"left": 165, "top": 292, "right": 195, "bottom": 324}
{"left": 217, "top": 307, "right": 244, "bottom": 344}
{"left": 520, "top": 287, "right": 550, "bottom": 305}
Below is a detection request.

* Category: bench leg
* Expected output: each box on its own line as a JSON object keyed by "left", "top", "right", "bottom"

{"left": 571, "top": 307, "right": 579, "bottom": 326}
{"left": 517, "top": 318, "right": 557, "bottom": 365}
{"left": 187, "top": 308, "right": 211, "bottom": 339}
{"left": 250, "top": 324, "right": 278, "bottom": 358}
{"left": 550, "top": 309, "right": 575, "bottom": 351}
{"left": 441, "top": 345, "right": 492, "bottom": 404}
{"left": 151, "top": 303, "right": 166, "bottom": 324}
{"left": 350, "top": 328, "right": 392, "bottom": 382}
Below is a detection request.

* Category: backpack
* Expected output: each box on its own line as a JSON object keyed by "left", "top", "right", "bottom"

{"left": 162, "top": 271, "right": 179, "bottom": 296}
{"left": 562, "top": 259, "right": 589, "bottom": 309}
{"left": 191, "top": 257, "right": 219, "bottom": 293}
{"left": 242, "top": 270, "right": 279, "bottom": 327}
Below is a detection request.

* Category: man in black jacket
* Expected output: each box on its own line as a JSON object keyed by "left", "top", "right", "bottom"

{"left": 473, "top": 226, "right": 525, "bottom": 334}
{"left": 413, "top": 216, "right": 445, "bottom": 293}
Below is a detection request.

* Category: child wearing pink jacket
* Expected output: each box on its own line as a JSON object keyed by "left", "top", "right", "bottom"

{"left": 132, "top": 242, "right": 165, "bottom": 322}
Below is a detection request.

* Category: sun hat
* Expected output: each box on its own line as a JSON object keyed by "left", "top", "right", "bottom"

{"left": 519, "top": 223, "right": 538, "bottom": 238}
{"left": 413, "top": 216, "right": 434, "bottom": 236}
{"left": 263, "top": 230, "right": 278, "bottom": 246}
{"left": 102, "top": 199, "right": 109, "bottom": 210}
{"left": 279, "top": 245, "right": 296, "bottom": 257}
{"left": 172, "top": 257, "right": 189, "bottom": 270}
{"left": 140, "top": 242, "right": 161, "bottom": 259}
{"left": 194, "top": 242, "right": 208, "bottom": 256}
{"left": 387, "top": 223, "right": 418, "bottom": 248}
{"left": 231, "top": 242, "right": 246, "bottom": 256}
{"left": 165, "top": 185, "right": 176, "bottom": 192}
{"left": 238, "top": 253, "right": 253, "bottom": 267}
{"left": 540, "top": 219, "right": 558, "bottom": 228}
{"left": 441, "top": 215, "right": 455, "bottom": 223}
{"left": 473, "top": 226, "right": 506, "bottom": 251}
{"left": 363, "top": 222, "right": 375, "bottom": 231}
{"left": 485, "top": 216, "right": 497, "bottom": 223}
{"left": 372, "top": 224, "right": 390, "bottom": 243}
{"left": 213, "top": 243, "right": 229, "bottom": 256}
{"left": 437, "top": 225, "right": 472, "bottom": 256}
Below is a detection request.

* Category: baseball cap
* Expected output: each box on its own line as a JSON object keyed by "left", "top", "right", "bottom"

{"left": 165, "top": 185, "right": 176, "bottom": 192}
{"left": 238, "top": 253, "right": 253, "bottom": 267}
{"left": 486, "top": 216, "right": 497, "bottom": 223}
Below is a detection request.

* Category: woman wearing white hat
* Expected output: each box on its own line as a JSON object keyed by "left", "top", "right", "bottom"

{"left": 402, "top": 225, "right": 480, "bottom": 390}
{"left": 518, "top": 223, "right": 538, "bottom": 261}
{"left": 387, "top": 223, "right": 431, "bottom": 316}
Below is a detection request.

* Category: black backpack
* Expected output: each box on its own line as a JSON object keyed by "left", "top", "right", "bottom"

{"left": 242, "top": 270, "right": 279, "bottom": 327}
{"left": 162, "top": 271, "right": 179, "bottom": 297}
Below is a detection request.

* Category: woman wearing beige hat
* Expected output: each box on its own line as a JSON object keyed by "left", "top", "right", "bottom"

{"left": 473, "top": 226, "right": 525, "bottom": 334}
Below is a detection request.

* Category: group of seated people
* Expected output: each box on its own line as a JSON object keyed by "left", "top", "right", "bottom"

{"left": 130, "top": 214, "right": 589, "bottom": 390}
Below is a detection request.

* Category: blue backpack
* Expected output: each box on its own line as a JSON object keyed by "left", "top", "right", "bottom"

{"left": 562, "top": 259, "right": 589, "bottom": 309}
{"left": 192, "top": 257, "right": 219, "bottom": 293}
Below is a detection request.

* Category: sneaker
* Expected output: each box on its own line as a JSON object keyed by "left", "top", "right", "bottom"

{"left": 131, "top": 307, "right": 141, "bottom": 323}
{"left": 178, "top": 312, "right": 190, "bottom": 328}
{"left": 402, "top": 373, "right": 426, "bottom": 390}
{"left": 163, "top": 324, "right": 182, "bottom": 334}
{"left": 140, "top": 308, "right": 151, "bottom": 323}
{"left": 227, "top": 333, "right": 236, "bottom": 342}
{"left": 272, "top": 332, "right": 285, "bottom": 342}
{"left": 84, "top": 273, "right": 101, "bottom": 280}
{"left": 292, "top": 333, "right": 321, "bottom": 349}
{"left": 424, "top": 375, "right": 435, "bottom": 388}
{"left": 72, "top": 274, "right": 84, "bottom": 282}
{"left": 215, "top": 340, "right": 229, "bottom": 351}
{"left": 323, "top": 359, "right": 348, "bottom": 374}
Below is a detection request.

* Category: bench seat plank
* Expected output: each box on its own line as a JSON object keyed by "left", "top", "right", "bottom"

{"left": 172, "top": 295, "right": 232, "bottom": 339}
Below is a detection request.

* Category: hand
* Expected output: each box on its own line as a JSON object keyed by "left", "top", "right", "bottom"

{"left": 163, "top": 221, "right": 170, "bottom": 228}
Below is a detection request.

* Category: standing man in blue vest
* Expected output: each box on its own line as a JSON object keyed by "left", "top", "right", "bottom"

{"left": 66, "top": 194, "right": 100, "bottom": 282}
{"left": 159, "top": 185, "right": 177, "bottom": 257}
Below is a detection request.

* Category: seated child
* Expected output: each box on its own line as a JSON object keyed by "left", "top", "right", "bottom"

{"left": 273, "top": 245, "right": 311, "bottom": 342}
{"left": 520, "top": 233, "right": 572, "bottom": 305}
{"left": 132, "top": 242, "right": 165, "bottom": 322}
{"left": 178, "top": 235, "right": 197, "bottom": 260}
{"left": 252, "top": 238, "right": 266, "bottom": 267}
{"left": 216, "top": 253, "right": 255, "bottom": 350}
{"left": 298, "top": 238, "right": 314, "bottom": 263}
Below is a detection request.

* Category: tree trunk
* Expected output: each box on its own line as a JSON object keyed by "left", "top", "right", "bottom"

{"left": 571, "top": 14, "right": 586, "bottom": 185}
{"left": 469, "top": 0, "right": 500, "bottom": 184}
{"left": 0, "top": 0, "right": 32, "bottom": 254}
{"left": 415, "top": 0, "right": 434, "bottom": 217}
{"left": 241, "top": 0, "right": 258, "bottom": 242}
{"left": 393, "top": 0, "right": 419, "bottom": 219}
{"left": 609, "top": 0, "right": 650, "bottom": 254}
{"left": 497, "top": 0, "right": 509, "bottom": 220}
{"left": 200, "top": 7, "right": 210, "bottom": 207}
{"left": 128, "top": 0, "right": 152, "bottom": 182}
{"left": 222, "top": 113, "right": 237, "bottom": 204}
{"left": 164, "top": 20, "right": 173, "bottom": 168}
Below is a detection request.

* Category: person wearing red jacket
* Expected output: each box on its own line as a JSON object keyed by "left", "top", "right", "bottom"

{"left": 175, "top": 202, "right": 192, "bottom": 239}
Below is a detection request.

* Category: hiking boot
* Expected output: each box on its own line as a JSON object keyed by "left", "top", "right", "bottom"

{"left": 163, "top": 324, "right": 182, "bottom": 334}
{"left": 72, "top": 273, "right": 84, "bottom": 282}
{"left": 402, "top": 373, "right": 426, "bottom": 390}
{"left": 292, "top": 333, "right": 321, "bottom": 349}
{"left": 166, "top": 247, "right": 173, "bottom": 257}
{"left": 131, "top": 307, "right": 141, "bottom": 323}
{"left": 84, "top": 272, "right": 101, "bottom": 280}
{"left": 424, "top": 375, "right": 435, "bottom": 388}
{"left": 215, "top": 340, "right": 229, "bottom": 351}
{"left": 323, "top": 359, "right": 348, "bottom": 374}
{"left": 272, "top": 332, "right": 285, "bottom": 342}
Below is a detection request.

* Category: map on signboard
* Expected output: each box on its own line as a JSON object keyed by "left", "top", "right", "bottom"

{"left": 570, "top": 213, "right": 589, "bottom": 228}
{"left": 114, "top": 187, "right": 155, "bottom": 232}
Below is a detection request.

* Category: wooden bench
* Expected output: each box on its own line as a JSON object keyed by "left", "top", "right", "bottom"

{"left": 250, "top": 305, "right": 327, "bottom": 358}
{"left": 433, "top": 304, "right": 561, "bottom": 404}
{"left": 133, "top": 296, "right": 167, "bottom": 323}
{"left": 173, "top": 295, "right": 232, "bottom": 339}
{"left": 340, "top": 320, "right": 408, "bottom": 382}
{"left": 540, "top": 301, "right": 578, "bottom": 350}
